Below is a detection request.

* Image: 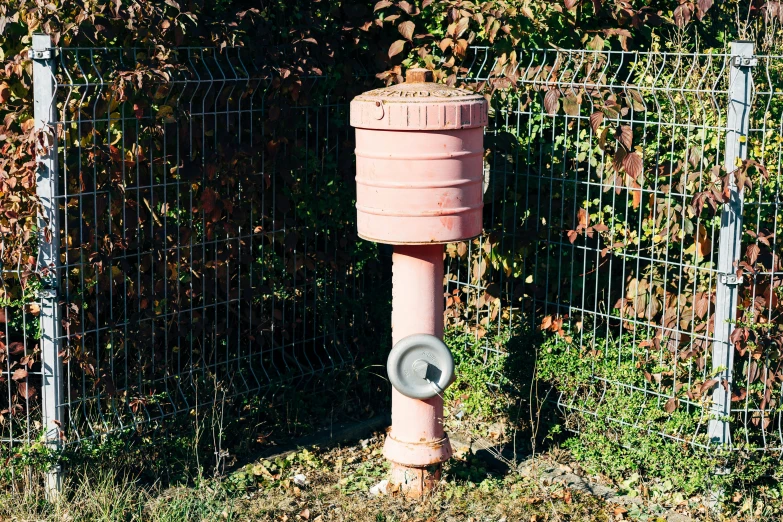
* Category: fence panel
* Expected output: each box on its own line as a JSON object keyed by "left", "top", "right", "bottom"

{"left": 456, "top": 46, "right": 783, "bottom": 452}
{"left": 1, "top": 43, "right": 375, "bottom": 484}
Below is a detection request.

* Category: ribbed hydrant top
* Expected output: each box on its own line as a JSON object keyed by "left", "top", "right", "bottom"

{"left": 350, "top": 68, "right": 487, "bottom": 131}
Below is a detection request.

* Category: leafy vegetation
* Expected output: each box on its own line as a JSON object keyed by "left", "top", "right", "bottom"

{"left": 4, "top": 0, "right": 783, "bottom": 513}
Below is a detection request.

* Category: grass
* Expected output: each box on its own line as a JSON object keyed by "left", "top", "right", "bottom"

{"left": 0, "top": 435, "right": 613, "bottom": 522}
{"left": 4, "top": 324, "right": 783, "bottom": 521}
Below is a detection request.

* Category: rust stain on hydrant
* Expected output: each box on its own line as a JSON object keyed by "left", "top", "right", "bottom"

{"left": 350, "top": 67, "right": 488, "bottom": 497}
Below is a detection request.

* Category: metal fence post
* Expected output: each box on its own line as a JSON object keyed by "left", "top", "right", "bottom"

{"left": 707, "top": 41, "right": 754, "bottom": 447}
{"left": 31, "top": 33, "right": 64, "bottom": 497}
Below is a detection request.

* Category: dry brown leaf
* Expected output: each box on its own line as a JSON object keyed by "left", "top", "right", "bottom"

{"left": 577, "top": 207, "right": 588, "bottom": 228}
{"left": 398, "top": 21, "right": 415, "bottom": 41}
{"left": 388, "top": 40, "right": 407, "bottom": 58}
{"left": 540, "top": 315, "right": 552, "bottom": 330}
{"left": 21, "top": 118, "right": 36, "bottom": 134}
{"left": 17, "top": 382, "right": 36, "bottom": 400}
{"left": 454, "top": 38, "right": 468, "bottom": 58}
{"left": 0, "top": 82, "right": 10, "bottom": 104}
{"left": 439, "top": 37, "right": 453, "bottom": 52}
{"left": 696, "top": 224, "right": 711, "bottom": 258}
{"left": 632, "top": 189, "right": 642, "bottom": 210}
{"left": 746, "top": 244, "right": 760, "bottom": 265}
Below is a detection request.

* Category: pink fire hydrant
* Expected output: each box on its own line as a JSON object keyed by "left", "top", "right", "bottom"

{"left": 350, "top": 68, "right": 488, "bottom": 495}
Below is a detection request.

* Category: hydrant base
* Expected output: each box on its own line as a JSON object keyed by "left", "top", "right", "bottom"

{"left": 389, "top": 462, "right": 442, "bottom": 498}
{"left": 383, "top": 433, "right": 453, "bottom": 467}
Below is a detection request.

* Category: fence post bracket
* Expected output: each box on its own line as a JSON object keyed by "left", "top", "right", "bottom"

{"left": 717, "top": 272, "right": 743, "bottom": 286}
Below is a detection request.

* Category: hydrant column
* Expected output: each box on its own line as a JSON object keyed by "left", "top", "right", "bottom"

{"left": 384, "top": 244, "right": 450, "bottom": 494}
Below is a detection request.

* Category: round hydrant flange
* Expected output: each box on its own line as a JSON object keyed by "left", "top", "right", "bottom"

{"left": 387, "top": 333, "right": 454, "bottom": 399}
{"left": 383, "top": 434, "right": 453, "bottom": 468}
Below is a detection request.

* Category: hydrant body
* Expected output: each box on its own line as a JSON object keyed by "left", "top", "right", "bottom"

{"left": 351, "top": 77, "right": 487, "bottom": 244}
{"left": 350, "top": 69, "right": 487, "bottom": 496}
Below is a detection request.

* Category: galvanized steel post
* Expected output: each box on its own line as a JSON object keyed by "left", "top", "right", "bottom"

{"left": 707, "top": 41, "right": 754, "bottom": 447}
{"left": 31, "top": 33, "right": 64, "bottom": 497}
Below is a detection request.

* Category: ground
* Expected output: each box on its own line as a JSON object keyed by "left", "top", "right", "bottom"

{"left": 0, "top": 427, "right": 737, "bottom": 522}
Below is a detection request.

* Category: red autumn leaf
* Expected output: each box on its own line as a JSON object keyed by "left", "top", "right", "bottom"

{"left": 11, "top": 368, "right": 27, "bottom": 381}
{"left": 543, "top": 89, "right": 560, "bottom": 115}
{"left": 566, "top": 230, "right": 578, "bottom": 244}
{"left": 374, "top": 0, "right": 392, "bottom": 11}
{"left": 673, "top": 3, "right": 692, "bottom": 26}
{"left": 201, "top": 188, "right": 217, "bottom": 214}
{"left": 695, "top": 294, "right": 710, "bottom": 319}
{"left": 589, "top": 111, "right": 603, "bottom": 133}
{"left": 731, "top": 388, "right": 747, "bottom": 402}
{"left": 664, "top": 397, "right": 678, "bottom": 413}
{"left": 696, "top": 0, "right": 713, "bottom": 19}
{"left": 699, "top": 379, "right": 718, "bottom": 395}
{"left": 20, "top": 118, "right": 36, "bottom": 133}
{"left": 623, "top": 151, "right": 642, "bottom": 179}
{"left": 615, "top": 125, "right": 632, "bottom": 150}
{"left": 748, "top": 360, "right": 760, "bottom": 383}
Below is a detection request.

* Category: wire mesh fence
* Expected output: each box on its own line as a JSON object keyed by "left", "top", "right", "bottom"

{"left": 452, "top": 45, "right": 783, "bottom": 453}
{"left": 1, "top": 41, "right": 378, "bottom": 478}
{"left": 5, "top": 37, "right": 783, "bottom": 490}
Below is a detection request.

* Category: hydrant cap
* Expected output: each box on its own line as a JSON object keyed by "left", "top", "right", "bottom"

{"left": 387, "top": 334, "right": 455, "bottom": 400}
{"left": 350, "top": 68, "right": 487, "bottom": 131}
